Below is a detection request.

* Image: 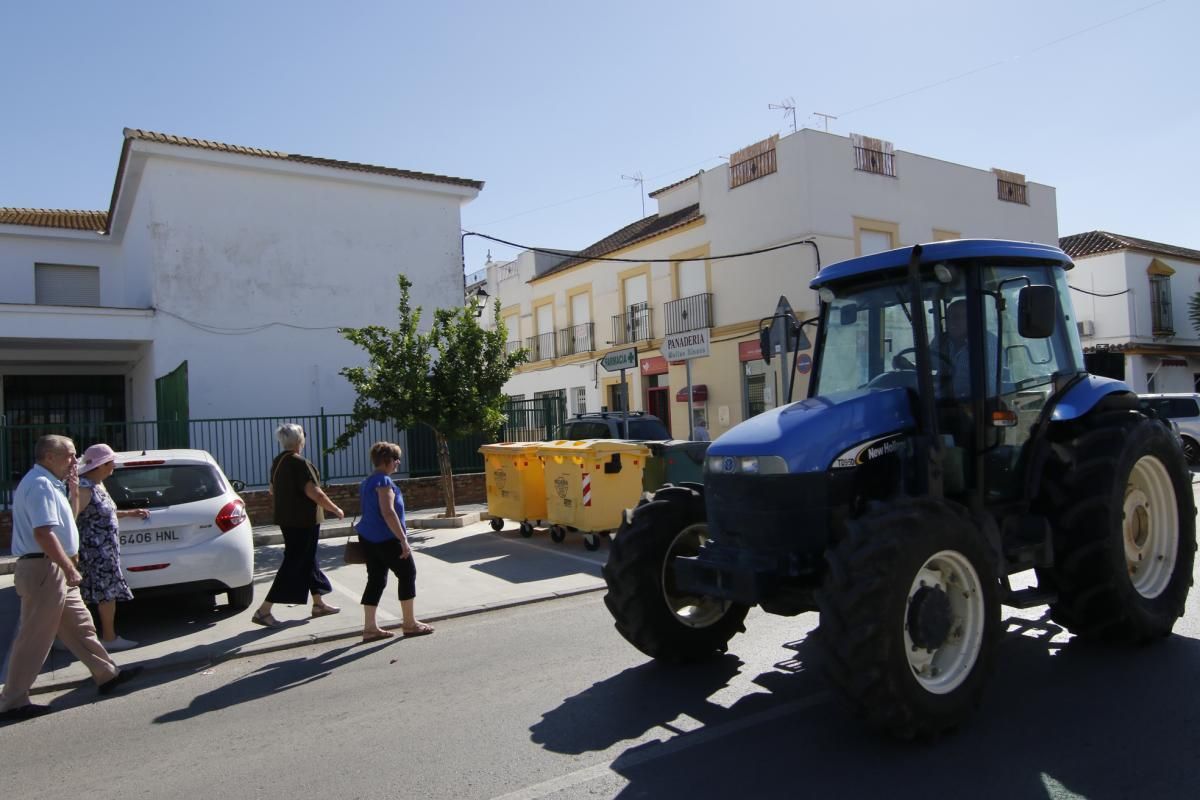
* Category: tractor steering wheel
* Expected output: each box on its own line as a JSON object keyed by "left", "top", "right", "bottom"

{"left": 891, "top": 346, "right": 955, "bottom": 373}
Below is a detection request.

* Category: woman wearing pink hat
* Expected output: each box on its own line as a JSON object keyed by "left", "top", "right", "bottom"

{"left": 74, "top": 443, "right": 149, "bottom": 651}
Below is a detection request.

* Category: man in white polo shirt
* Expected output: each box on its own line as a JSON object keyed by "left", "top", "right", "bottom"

{"left": 0, "top": 435, "right": 142, "bottom": 723}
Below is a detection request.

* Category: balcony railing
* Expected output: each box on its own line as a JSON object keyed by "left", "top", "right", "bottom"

{"left": 611, "top": 304, "right": 653, "bottom": 345}
{"left": 525, "top": 332, "right": 557, "bottom": 361}
{"left": 664, "top": 293, "right": 712, "bottom": 335}
{"left": 997, "top": 179, "right": 1028, "bottom": 204}
{"left": 557, "top": 322, "right": 595, "bottom": 356}
{"left": 854, "top": 146, "right": 896, "bottom": 177}
{"left": 505, "top": 340, "right": 522, "bottom": 356}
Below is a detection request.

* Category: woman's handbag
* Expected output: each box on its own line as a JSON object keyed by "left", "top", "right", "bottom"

{"left": 344, "top": 510, "right": 366, "bottom": 564}
{"left": 343, "top": 538, "right": 367, "bottom": 565}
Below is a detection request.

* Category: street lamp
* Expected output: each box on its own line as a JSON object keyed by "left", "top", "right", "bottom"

{"left": 472, "top": 287, "right": 489, "bottom": 318}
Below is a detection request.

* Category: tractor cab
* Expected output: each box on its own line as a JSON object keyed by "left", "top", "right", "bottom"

{"left": 809, "top": 239, "right": 1086, "bottom": 504}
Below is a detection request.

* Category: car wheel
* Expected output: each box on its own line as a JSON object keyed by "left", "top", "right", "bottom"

{"left": 226, "top": 583, "right": 254, "bottom": 610}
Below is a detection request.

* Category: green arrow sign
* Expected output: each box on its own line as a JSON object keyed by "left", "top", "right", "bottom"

{"left": 600, "top": 347, "right": 637, "bottom": 372}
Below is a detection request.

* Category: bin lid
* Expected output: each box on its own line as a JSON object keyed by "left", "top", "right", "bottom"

{"left": 537, "top": 439, "right": 651, "bottom": 457}
{"left": 479, "top": 442, "right": 545, "bottom": 455}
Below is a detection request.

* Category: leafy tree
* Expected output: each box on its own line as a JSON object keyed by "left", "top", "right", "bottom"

{"left": 334, "top": 274, "right": 525, "bottom": 517}
{"left": 1189, "top": 291, "right": 1200, "bottom": 336}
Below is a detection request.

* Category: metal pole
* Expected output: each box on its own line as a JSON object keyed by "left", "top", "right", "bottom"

{"left": 621, "top": 367, "right": 630, "bottom": 438}
{"left": 777, "top": 318, "right": 790, "bottom": 406}
{"left": 686, "top": 358, "right": 695, "bottom": 440}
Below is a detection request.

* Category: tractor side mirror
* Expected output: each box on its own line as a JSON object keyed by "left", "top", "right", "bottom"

{"left": 759, "top": 326, "right": 773, "bottom": 365}
{"left": 1017, "top": 285, "right": 1056, "bottom": 339}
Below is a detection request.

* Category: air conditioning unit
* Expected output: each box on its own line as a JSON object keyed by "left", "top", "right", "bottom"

{"left": 1077, "top": 319, "right": 1096, "bottom": 337}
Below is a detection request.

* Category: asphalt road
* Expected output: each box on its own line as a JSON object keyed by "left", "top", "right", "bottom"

{"left": 7, "top": 580, "right": 1200, "bottom": 800}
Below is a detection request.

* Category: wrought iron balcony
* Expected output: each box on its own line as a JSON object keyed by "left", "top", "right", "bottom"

{"left": 525, "top": 331, "right": 557, "bottom": 362}
{"left": 505, "top": 340, "right": 523, "bottom": 356}
{"left": 611, "top": 304, "right": 653, "bottom": 345}
{"left": 664, "top": 293, "right": 712, "bottom": 335}
{"left": 557, "top": 322, "right": 594, "bottom": 356}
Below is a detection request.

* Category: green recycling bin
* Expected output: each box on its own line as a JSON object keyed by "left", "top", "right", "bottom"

{"left": 642, "top": 440, "right": 710, "bottom": 492}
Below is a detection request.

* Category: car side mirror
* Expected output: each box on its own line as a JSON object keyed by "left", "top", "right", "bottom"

{"left": 1017, "top": 285, "right": 1056, "bottom": 339}
{"left": 230, "top": 479, "right": 246, "bottom": 492}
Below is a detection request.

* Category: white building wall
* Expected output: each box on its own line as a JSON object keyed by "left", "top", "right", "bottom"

{"left": 0, "top": 141, "right": 478, "bottom": 424}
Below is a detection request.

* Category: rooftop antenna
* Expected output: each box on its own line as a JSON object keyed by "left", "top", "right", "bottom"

{"left": 621, "top": 172, "right": 646, "bottom": 217}
{"left": 813, "top": 111, "right": 837, "bottom": 132}
{"left": 769, "top": 97, "right": 797, "bottom": 133}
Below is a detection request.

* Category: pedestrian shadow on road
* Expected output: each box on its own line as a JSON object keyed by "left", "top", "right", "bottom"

{"left": 151, "top": 638, "right": 394, "bottom": 724}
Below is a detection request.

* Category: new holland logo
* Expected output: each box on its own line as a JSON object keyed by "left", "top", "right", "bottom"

{"left": 722, "top": 456, "right": 736, "bottom": 473}
{"left": 554, "top": 476, "right": 569, "bottom": 498}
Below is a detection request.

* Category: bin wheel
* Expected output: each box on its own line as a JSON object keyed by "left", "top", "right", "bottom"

{"left": 550, "top": 526, "right": 566, "bottom": 544}
{"left": 519, "top": 522, "right": 534, "bottom": 538}
{"left": 489, "top": 517, "right": 504, "bottom": 532}
{"left": 584, "top": 534, "right": 601, "bottom": 552}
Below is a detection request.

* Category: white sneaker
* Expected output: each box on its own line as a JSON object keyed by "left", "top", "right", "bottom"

{"left": 102, "top": 636, "right": 139, "bottom": 652}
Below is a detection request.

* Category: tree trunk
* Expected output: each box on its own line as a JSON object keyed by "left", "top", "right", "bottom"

{"left": 435, "top": 430, "right": 457, "bottom": 517}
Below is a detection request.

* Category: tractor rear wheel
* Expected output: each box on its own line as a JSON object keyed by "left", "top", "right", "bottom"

{"left": 603, "top": 485, "right": 749, "bottom": 662}
{"left": 1039, "top": 412, "right": 1196, "bottom": 641}
{"left": 816, "top": 498, "right": 1000, "bottom": 739}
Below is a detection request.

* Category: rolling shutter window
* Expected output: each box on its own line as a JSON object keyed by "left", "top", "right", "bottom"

{"left": 35, "top": 264, "right": 100, "bottom": 306}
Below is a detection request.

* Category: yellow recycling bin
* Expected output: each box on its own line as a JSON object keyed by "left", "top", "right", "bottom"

{"left": 537, "top": 439, "right": 650, "bottom": 550}
{"left": 479, "top": 442, "right": 547, "bottom": 538}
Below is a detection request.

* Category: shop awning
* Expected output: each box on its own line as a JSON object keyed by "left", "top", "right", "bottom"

{"left": 676, "top": 384, "right": 707, "bottom": 402}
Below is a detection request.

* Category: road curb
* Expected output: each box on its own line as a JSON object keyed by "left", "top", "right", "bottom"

{"left": 27, "top": 582, "right": 606, "bottom": 697}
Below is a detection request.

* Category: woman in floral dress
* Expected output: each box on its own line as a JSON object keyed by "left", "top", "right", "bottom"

{"left": 75, "top": 444, "right": 149, "bottom": 652}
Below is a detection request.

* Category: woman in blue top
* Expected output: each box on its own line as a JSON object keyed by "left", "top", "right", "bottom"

{"left": 356, "top": 441, "right": 434, "bottom": 643}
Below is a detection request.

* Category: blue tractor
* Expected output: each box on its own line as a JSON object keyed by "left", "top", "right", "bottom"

{"left": 602, "top": 239, "right": 1196, "bottom": 738}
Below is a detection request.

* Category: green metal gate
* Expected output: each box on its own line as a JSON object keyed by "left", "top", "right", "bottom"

{"left": 155, "top": 361, "right": 190, "bottom": 449}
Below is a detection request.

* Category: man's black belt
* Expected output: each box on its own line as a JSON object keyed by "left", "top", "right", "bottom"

{"left": 17, "top": 553, "right": 45, "bottom": 560}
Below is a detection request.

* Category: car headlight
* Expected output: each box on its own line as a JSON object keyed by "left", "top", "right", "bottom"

{"left": 706, "top": 455, "right": 789, "bottom": 475}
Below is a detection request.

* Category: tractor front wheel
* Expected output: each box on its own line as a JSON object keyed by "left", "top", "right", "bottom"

{"left": 816, "top": 498, "right": 1000, "bottom": 739}
{"left": 603, "top": 485, "right": 749, "bottom": 662}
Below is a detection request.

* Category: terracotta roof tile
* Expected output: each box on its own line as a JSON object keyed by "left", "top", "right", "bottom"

{"left": 1060, "top": 230, "right": 1200, "bottom": 262}
{"left": 124, "top": 128, "right": 485, "bottom": 190}
{"left": 648, "top": 171, "right": 702, "bottom": 198}
{"left": 537, "top": 204, "right": 703, "bottom": 279}
{"left": 0, "top": 208, "right": 108, "bottom": 231}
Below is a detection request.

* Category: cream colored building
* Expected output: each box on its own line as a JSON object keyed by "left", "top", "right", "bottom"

{"left": 1061, "top": 231, "right": 1200, "bottom": 392}
{"left": 478, "top": 129, "right": 1058, "bottom": 440}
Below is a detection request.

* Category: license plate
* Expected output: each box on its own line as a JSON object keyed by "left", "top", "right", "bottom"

{"left": 120, "top": 528, "right": 181, "bottom": 547}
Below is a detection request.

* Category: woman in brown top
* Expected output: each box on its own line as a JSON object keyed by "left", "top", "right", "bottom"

{"left": 251, "top": 423, "right": 344, "bottom": 627}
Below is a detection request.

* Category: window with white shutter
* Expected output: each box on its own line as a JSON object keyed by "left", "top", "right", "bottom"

{"left": 35, "top": 264, "right": 100, "bottom": 306}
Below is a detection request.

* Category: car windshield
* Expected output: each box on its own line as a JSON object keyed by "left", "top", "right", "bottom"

{"left": 106, "top": 464, "right": 224, "bottom": 509}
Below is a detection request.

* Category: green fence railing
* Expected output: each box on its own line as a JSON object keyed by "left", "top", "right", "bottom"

{"left": 1, "top": 399, "right": 567, "bottom": 510}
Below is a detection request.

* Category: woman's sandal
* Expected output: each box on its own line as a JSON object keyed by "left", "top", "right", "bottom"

{"left": 311, "top": 604, "right": 341, "bottom": 618}
{"left": 401, "top": 623, "right": 435, "bottom": 637}
{"left": 251, "top": 610, "right": 282, "bottom": 629}
{"left": 362, "top": 630, "right": 395, "bottom": 644}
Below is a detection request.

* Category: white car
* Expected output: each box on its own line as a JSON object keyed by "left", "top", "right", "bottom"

{"left": 105, "top": 449, "right": 255, "bottom": 609}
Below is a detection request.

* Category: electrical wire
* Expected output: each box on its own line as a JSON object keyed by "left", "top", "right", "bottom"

{"left": 462, "top": 231, "right": 816, "bottom": 264}
{"left": 155, "top": 306, "right": 348, "bottom": 335}
{"left": 1069, "top": 286, "right": 1130, "bottom": 298}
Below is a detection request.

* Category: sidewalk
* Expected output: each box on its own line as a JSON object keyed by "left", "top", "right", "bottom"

{"left": 0, "top": 503, "right": 608, "bottom": 696}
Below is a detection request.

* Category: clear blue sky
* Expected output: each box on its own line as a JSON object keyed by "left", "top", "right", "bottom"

{"left": 2, "top": 0, "right": 1196, "bottom": 275}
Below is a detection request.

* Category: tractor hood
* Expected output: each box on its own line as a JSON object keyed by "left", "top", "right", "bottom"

{"left": 708, "top": 387, "right": 915, "bottom": 474}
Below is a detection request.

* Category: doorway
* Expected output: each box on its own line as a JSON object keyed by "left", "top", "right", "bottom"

{"left": 647, "top": 386, "right": 671, "bottom": 430}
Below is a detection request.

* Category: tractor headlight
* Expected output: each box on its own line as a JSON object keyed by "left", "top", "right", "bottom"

{"left": 706, "top": 455, "right": 789, "bottom": 475}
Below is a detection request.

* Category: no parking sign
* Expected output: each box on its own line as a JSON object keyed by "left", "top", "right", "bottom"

{"left": 796, "top": 354, "right": 812, "bottom": 374}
